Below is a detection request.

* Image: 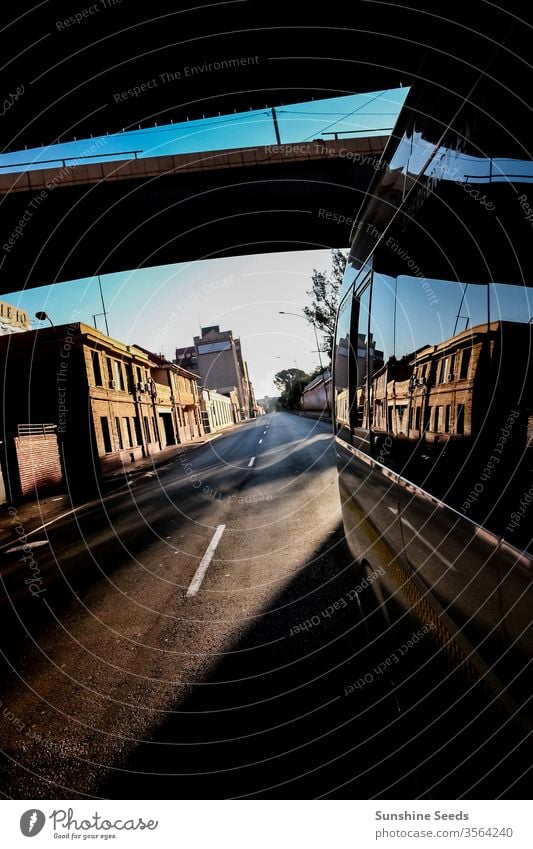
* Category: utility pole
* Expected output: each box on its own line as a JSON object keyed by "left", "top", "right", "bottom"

{"left": 271, "top": 107, "right": 281, "bottom": 145}
{"left": 97, "top": 275, "right": 110, "bottom": 337}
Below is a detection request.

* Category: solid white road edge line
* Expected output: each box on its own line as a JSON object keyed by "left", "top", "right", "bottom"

{"left": 186, "top": 524, "right": 226, "bottom": 597}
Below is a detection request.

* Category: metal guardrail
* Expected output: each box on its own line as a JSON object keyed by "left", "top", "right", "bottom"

{"left": 0, "top": 150, "right": 143, "bottom": 171}
{"left": 322, "top": 128, "right": 392, "bottom": 139}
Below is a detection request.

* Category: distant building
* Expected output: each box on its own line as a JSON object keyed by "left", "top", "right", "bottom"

{"left": 176, "top": 325, "right": 256, "bottom": 419}
{"left": 0, "top": 323, "right": 203, "bottom": 501}
{"left": 256, "top": 396, "right": 279, "bottom": 413}
{"left": 200, "top": 388, "right": 239, "bottom": 433}
{"left": 0, "top": 299, "right": 30, "bottom": 335}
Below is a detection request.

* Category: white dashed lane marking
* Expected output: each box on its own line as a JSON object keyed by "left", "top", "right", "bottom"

{"left": 186, "top": 524, "right": 226, "bottom": 597}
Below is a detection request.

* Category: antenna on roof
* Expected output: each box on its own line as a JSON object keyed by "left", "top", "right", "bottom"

{"left": 97, "top": 275, "right": 110, "bottom": 337}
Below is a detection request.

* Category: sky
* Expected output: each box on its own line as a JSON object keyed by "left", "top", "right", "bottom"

{"left": 2, "top": 87, "right": 409, "bottom": 398}
{"left": 0, "top": 88, "right": 408, "bottom": 172}
{"left": 3, "top": 250, "right": 346, "bottom": 399}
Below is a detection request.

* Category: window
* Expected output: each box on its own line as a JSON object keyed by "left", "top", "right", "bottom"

{"left": 123, "top": 418, "right": 133, "bottom": 448}
{"left": 100, "top": 417, "right": 112, "bottom": 453}
{"left": 448, "top": 355, "right": 456, "bottom": 381}
{"left": 91, "top": 351, "right": 103, "bottom": 386}
{"left": 113, "top": 360, "right": 125, "bottom": 391}
{"left": 115, "top": 417, "right": 123, "bottom": 449}
{"left": 197, "top": 341, "right": 231, "bottom": 354}
{"left": 364, "top": 271, "right": 532, "bottom": 540}
{"left": 143, "top": 416, "right": 151, "bottom": 443}
{"left": 460, "top": 347, "right": 471, "bottom": 379}
{"left": 396, "top": 404, "right": 407, "bottom": 433}
{"left": 106, "top": 357, "right": 113, "bottom": 388}
{"left": 455, "top": 404, "right": 465, "bottom": 435}
{"left": 126, "top": 364, "right": 135, "bottom": 393}
{"left": 333, "top": 289, "right": 353, "bottom": 438}
{"left": 133, "top": 416, "right": 143, "bottom": 446}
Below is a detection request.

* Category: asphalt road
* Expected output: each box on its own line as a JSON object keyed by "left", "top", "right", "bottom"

{"left": 0, "top": 413, "right": 528, "bottom": 799}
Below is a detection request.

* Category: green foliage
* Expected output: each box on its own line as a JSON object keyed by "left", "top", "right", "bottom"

{"left": 303, "top": 248, "right": 347, "bottom": 361}
{"left": 273, "top": 368, "right": 310, "bottom": 410}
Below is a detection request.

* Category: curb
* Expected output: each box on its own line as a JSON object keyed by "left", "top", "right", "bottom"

{"left": 0, "top": 422, "right": 256, "bottom": 546}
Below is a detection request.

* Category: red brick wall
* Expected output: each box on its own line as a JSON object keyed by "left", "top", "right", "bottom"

{"left": 15, "top": 435, "right": 63, "bottom": 497}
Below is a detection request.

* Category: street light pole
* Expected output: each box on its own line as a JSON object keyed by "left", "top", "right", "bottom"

{"left": 35, "top": 310, "right": 55, "bottom": 329}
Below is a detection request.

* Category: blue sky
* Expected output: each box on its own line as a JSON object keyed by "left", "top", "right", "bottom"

{"left": 2, "top": 88, "right": 409, "bottom": 397}
{"left": 3, "top": 251, "right": 348, "bottom": 399}
{"left": 0, "top": 88, "right": 408, "bottom": 172}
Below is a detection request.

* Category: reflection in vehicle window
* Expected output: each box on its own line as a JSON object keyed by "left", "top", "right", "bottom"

{"left": 333, "top": 290, "right": 353, "bottom": 443}
{"left": 365, "top": 273, "right": 533, "bottom": 550}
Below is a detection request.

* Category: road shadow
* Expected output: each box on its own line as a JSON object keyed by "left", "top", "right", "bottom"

{"left": 97, "top": 523, "right": 532, "bottom": 800}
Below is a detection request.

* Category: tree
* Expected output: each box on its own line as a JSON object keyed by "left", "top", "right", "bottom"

{"left": 273, "top": 368, "right": 309, "bottom": 410}
{"left": 303, "top": 248, "right": 347, "bottom": 362}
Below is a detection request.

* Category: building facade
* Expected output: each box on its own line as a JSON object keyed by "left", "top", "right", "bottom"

{"left": 0, "top": 323, "right": 203, "bottom": 500}
{"left": 134, "top": 348, "right": 203, "bottom": 444}
{"left": 200, "top": 388, "right": 239, "bottom": 433}
{"left": 0, "top": 299, "right": 32, "bottom": 503}
{"left": 176, "top": 324, "right": 256, "bottom": 419}
{"left": 0, "top": 299, "right": 30, "bottom": 336}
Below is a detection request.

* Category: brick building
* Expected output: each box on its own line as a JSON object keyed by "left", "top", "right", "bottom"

{"left": 370, "top": 321, "right": 529, "bottom": 443}
{"left": 0, "top": 299, "right": 32, "bottom": 503}
{"left": 0, "top": 323, "right": 202, "bottom": 500}
{"left": 134, "top": 347, "right": 203, "bottom": 443}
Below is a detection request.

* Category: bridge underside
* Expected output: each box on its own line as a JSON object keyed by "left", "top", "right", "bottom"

{"left": 0, "top": 155, "right": 377, "bottom": 293}
{"left": 4, "top": 2, "right": 520, "bottom": 150}
{"left": 1, "top": 2, "right": 528, "bottom": 293}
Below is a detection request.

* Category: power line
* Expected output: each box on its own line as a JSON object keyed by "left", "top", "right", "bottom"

{"left": 278, "top": 110, "right": 398, "bottom": 116}
{"left": 105, "top": 111, "right": 272, "bottom": 138}
{"left": 299, "top": 90, "right": 390, "bottom": 143}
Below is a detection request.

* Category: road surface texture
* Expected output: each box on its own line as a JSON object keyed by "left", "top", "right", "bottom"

{"left": 0, "top": 413, "right": 529, "bottom": 799}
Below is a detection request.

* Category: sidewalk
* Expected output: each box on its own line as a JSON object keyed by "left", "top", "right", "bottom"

{"left": 0, "top": 431, "right": 224, "bottom": 546}
{"left": 291, "top": 410, "right": 332, "bottom": 423}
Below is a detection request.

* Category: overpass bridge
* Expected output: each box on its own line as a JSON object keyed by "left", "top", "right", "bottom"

{"left": 0, "top": 135, "right": 386, "bottom": 293}
{"left": 0, "top": 2, "right": 527, "bottom": 294}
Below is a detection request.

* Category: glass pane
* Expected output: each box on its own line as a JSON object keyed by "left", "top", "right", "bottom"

{"left": 333, "top": 289, "right": 352, "bottom": 442}
{"left": 368, "top": 271, "right": 533, "bottom": 549}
